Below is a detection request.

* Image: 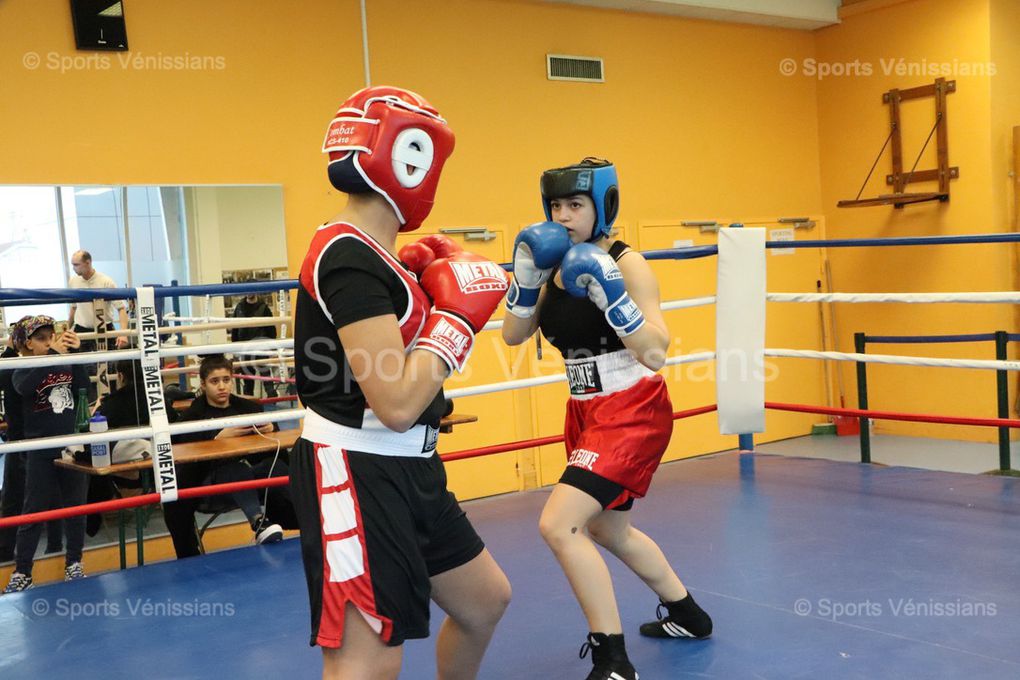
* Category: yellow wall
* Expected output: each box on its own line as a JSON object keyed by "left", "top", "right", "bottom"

{"left": 990, "top": 0, "right": 1020, "bottom": 414}
{"left": 815, "top": 0, "right": 1017, "bottom": 442}
{"left": 0, "top": 0, "right": 364, "bottom": 249}
{"left": 365, "top": 0, "right": 828, "bottom": 488}
{"left": 0, "top": 0, "right": 829, "bottom": 500}
{"left": 21, "top": 1, "right": 1020, "bottom": 499}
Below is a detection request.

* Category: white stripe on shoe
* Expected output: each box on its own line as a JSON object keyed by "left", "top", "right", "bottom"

{"left": 664, "top": 621, "right": 694, "bottom": 637}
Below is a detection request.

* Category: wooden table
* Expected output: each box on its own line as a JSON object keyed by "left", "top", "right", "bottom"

{"left": 56, "top": 414, "right": 477, "bottom": 477}
{"left": 57, "top": 430, "right": 302, "bottom": 476}
{"left": 55, "top": 414, "right": 477, "bottom": 568}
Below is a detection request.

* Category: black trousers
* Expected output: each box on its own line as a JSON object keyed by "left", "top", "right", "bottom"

{"left": 0, "top": 452, "right": 64, "bottom": 562}
{"left": 236, "top": 355, "right": 278, "bottom": 397}
{"left": 14, "top": 450, "right": 88, "bottom": 575}
{"left": 161, "top": 457, "right": 294, "bottom": 559}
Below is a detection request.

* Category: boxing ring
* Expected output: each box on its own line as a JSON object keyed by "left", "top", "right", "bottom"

{"left": 1, "top": 231, "right": 1020, "bottom": 679}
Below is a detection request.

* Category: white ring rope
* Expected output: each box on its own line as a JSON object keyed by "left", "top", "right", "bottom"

{"left": 768, "top": 292, "right": 1020, "bottom": 304}
{"left": 479, "top": 297, "right": 716, "bottom": 332}
{"left": 766, "top": 348, "right": 1020, "bottom": 371}
{"left": 0, "top": 410, "right": 303, "bottom": 456}
{"left": 5, "top": 274, "right": 1020, "bottom": 459}
{"left": 0, "top": 351, "right": 719, "bottom": 455}
{"left": 445, "top": 352, "right": 716, "bottom": 400}
{"left": 662, "top": 297, "right": 717, "bottom": 311}
{"left": 0, "top": 339, "right": 295, "bottom": 372}
{"left": 160, "top": 356, "right": 294, "bottom": 377}
{"left": 222, "top": 350, "right": 294, "bottom": 357}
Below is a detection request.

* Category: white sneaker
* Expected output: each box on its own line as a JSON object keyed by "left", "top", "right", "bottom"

{"left": 255, "top": 523, "right": 284, "bottom": 545}
{"left": 3, "top": 572, "right": 33, "bottom": 594}
{"left": 65, "top": 562, "right": 86, "bottom": 581}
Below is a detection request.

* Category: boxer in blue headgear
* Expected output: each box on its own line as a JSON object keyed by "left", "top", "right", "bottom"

{"left": 540, "top": 157, "right": 619, "bottom": 242}
{"left": 503, "top": 158, "right": 713, "bottom": 680}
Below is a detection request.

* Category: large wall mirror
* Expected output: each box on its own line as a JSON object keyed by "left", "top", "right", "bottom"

{"left": 0, "top": 185, "right": 289, "bottom": 559}
{"left": 0, "top": 184, "right": 288, "bottom": 327}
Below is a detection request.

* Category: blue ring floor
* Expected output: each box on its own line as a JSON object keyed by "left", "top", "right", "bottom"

{"left": 2, "top": 451, "right": 1018, "bottom": 679}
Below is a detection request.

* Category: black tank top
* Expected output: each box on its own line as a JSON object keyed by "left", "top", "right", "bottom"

{"left": 538, "top": 240, "right": 630, "bottom": 360}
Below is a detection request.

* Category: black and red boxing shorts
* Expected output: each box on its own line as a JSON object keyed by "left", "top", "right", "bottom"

{"left": 560, "top": 350, "right": 673, "bottom": 509}
{"left": 289, "top": 411, "right": 484, "bottom": 648}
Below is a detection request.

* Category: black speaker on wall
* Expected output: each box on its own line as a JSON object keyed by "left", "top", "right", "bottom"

{"left": 70, "top": 0, "right": 128, "bottom": 51}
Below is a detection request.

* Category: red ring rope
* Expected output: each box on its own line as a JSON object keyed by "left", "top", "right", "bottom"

{"left": 256, "top": 395, "right": 299, "bottom": 405}
{"left": 231, "top": 373, "right": 295, "bottom": 384}
{"left": 0, "top": 404, "right": 720, "bottom": 528}
{"left": 0, "top": 477, "right": 289, "bottom": 528}
{"left": 765, "top": 401, "right": 1020, "bottom": 428}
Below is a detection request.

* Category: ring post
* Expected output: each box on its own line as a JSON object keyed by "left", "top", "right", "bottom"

{"left": 995, "top": 330, "right": 1011, "bottom": 471}
{"left": 170, "top": 280, "right": 188, "bottom": 390}
{"left": 854, "top": 332, "right": 871, "bottom": 463}
{"left": 726, "top": 223, "right": 756, "bottom": 453}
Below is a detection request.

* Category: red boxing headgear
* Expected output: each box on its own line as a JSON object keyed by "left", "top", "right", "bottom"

{"left": 322, "top": 86, "right": 455, "bottom": 232}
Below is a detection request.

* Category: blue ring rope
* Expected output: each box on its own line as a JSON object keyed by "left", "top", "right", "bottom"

{"left": 0, "top": 280, "right": 298, "bottom": 307}
{"left": 784, "top": 233, "right": 1020, "bottom": 249}
{"left": 2, "top": 232, "right": 1018, "bottom": 304}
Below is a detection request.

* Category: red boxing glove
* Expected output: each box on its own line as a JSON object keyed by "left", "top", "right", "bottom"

{"left": 417, "top": 234, "right": 463, "bottom": 259}
{"left": 413, "top": 252, "right": 510, "bottom": 372}
{"left": 398, "top": 241, "right": 436, "bottom": 277}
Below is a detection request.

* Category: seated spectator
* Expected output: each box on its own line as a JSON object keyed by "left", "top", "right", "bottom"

{"left": 166, "top": 355, "right": 291, "bottom": 558}
{"left": 3, "top": 316, "right": 90, "bottom": 593}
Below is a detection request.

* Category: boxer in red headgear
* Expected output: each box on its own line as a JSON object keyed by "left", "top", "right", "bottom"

{"left": 291, "top": 86, "right": 510, "bottom": 680}
{"left": 323, "top": 86, "right": 455, "bottom": 231}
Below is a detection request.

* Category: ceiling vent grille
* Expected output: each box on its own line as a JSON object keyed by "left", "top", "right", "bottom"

{"left": 547, "top": 54, "right": 604, "bottom": 83}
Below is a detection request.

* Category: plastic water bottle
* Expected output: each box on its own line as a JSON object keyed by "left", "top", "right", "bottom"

{"left": 90, "top": 414, "right": 112, "bottom": 468}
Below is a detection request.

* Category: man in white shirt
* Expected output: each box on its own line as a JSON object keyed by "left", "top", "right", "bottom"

{"left": 67, "top": 250, "right": 130, "bottom": 350}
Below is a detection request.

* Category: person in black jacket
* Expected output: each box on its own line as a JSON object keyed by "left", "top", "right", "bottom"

{"left": 88, "top": 361, "right": 181, "bottom": 536}
{"left": 98, "top": 360, "right": 180, "bottom": 430}
{"left": 230, "top": 294, "right": 278, "bottom": 397}
{"left": 3, "top": 316, "right": 90, "bottom": 593}
{"left": 164, "top": 354, "right": 289, "bottom": 558}
{"left": 1, "top": 318, "right": 67, "bottom": 562}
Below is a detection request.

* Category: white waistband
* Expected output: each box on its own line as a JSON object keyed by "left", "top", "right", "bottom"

{"left": 564, "top": 350, "right": 656, "bottom": 400}
{"left": 301, "top": 408, "right": 438, "bottom": 458}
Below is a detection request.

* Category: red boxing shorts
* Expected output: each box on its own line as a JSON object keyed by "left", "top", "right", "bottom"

{"left": 561, "top": 352, "right": 673, "bottom": 508}
{"left": 290, "top": 437, "right": 484, "bottom": 648}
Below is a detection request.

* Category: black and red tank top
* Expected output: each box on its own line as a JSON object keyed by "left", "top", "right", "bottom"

{"left": 295, "top": 222, "right": 445, "bottom": 429}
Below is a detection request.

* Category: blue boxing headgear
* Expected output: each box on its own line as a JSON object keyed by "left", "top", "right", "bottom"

{"left": 540, "top": 157, "right": 619, "bottom": 242}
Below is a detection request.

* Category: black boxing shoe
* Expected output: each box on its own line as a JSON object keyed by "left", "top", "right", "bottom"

{"left": 639, "top": 592, "right": 713, "bottom": 639}
{"left": 579, "top": 632, "right": 638, "bottom": 680}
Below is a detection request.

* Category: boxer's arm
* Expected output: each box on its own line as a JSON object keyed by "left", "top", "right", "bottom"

{"left": 615, "top": 252, "right": 670, "bottom": 371}
{"left": 501, "top": 286, "right": 546, "bottom": 346}
{"left": 339, "top": 316, "right": 449, "bottom": 433}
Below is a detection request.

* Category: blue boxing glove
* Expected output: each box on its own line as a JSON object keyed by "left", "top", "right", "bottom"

{"left": 505, "top": 221, "right": 572, "bottom": 319}
{"left": 561, "top": 243, "right": 646, "bottom": 337}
